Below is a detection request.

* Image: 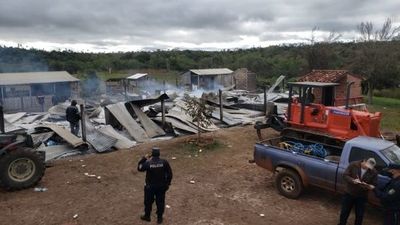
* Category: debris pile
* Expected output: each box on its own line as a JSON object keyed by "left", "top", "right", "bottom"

{"left": 3, "top": 87, "right": 287, "bottom": 161}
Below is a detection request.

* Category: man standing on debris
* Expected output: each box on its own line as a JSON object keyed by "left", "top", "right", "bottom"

{"left": 338, "top": 158, "right": 378, "bottom": 225}
{"left": 138, "top": 147, "right": 173, "bottom": 224}
{"left": 66, "top": 100, "right": 81, "bottom": 136}
{"left": 369, "top": 164, "right": 400, "bottom": 225}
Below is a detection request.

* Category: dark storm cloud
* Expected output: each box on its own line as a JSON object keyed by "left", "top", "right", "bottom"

{"left": 0, "top": 0, "right": 398, "bottom": 51}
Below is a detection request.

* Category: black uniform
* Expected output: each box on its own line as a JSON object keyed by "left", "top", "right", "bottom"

{"left": 138, "top": 155, "right": 172, "bottom": 221}
{"left": 66, "top": 104, "right": 80, "bottom": 136}
{"left": 374, "top": 176, "right": 400, "bottom": 225}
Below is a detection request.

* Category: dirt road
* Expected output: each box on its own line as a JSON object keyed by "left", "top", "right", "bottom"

{"left": 0, "top": 126, "right": 382, "bottom": 225}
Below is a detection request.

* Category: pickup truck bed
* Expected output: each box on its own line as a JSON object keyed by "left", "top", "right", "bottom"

{"left": 254, "top": 135, "right": 396, "bottom": 204}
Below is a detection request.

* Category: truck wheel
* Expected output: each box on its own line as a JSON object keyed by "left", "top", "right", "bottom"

{"left": 0, "top": 149, "right": 45, "bottom": 191}
{"left": 275, "top": 169, "right": 303, "bottom": 199}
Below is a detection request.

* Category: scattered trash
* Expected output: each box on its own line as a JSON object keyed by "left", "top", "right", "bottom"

{"left": 97, "top": 176, "right": 101, "bottom": 180}
{"left": 73, "top": 214, "right": 79, "bottom": 219}
{"left": 190, "top": 180, "right": 195, "bottom": 184}
{"left": 166, "top": 205, "right": 171, "bottom": 209}
{"left": 34, "top": 187, "right": 48, "bottom": 192}
{"left": 84, "top": 172, "right": 89, "bottom": 176}
{"left": 199, "top": 149, "right": 203, "bottom": 153}
{"left": 259, "top": 214, "right": 265, "bottom": 217}
{"left": 80, "top": 159, "right": 84, "bottom": 162}
{"left": 66, "top": 181, "right": 71, "bottom": 184}
{"left": 171, "top": 157, "right": 177, "bottom": 160}
{"left": 228, "top": 145, "right": 232, "bottom": 148}
{"left": 81, "top": 165, "right": 86, "bottom": 168}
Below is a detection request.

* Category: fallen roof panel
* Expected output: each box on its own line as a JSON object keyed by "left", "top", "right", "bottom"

{"left": 106, "top": 102, "right": 149, "bottom": 142}
{"left": 130, "top": 103, "right": 165, "bottom": 138}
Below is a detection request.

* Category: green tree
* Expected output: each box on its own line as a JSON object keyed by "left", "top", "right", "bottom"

{"left": 183, "top": 94, "right": 214, "bottom": 144}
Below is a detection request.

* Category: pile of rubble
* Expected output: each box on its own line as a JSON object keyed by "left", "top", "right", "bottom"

{"left": 3, "top": 89, "right": 287, "bottom": 161}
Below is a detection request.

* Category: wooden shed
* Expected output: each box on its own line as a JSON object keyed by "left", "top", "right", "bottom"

{"left": 0, "top": 71, "right": 80, "bottom": 112}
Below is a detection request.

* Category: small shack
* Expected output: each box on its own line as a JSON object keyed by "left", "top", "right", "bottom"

{"left": 126, "top": 73, "right": 150, "bottom": 92}
{"left": 298, "top": 70, "right": 363, "bottom": 106}
{"left": 0, "top": 71, "right": 79, "bottom": 112}
{"left": 233, "top": 68, "right": 257, "bottom": 91}
{"left": 181, "top": 68, "right": 234, "bottom": 90}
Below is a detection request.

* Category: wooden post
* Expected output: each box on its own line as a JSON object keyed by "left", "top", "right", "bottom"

{"left": 219, "top": 89, "right": 223, "bottom": 121}
{"left": 124, "top": 79, "right": 128, "bottom": 101}
{"left": 163, "top": 80, "right": 166, "bottom": 94}
{"left": 264, "top": 86, "right": 267, "bottom": 115}
{"left": 80, "top": 104, "right": 87, "bottom": 142}
{"left": 161, "top": 99, "right": 166, "bottom": 126}
{"left": 0, "top": 105, "right": 5, "bottom": 134}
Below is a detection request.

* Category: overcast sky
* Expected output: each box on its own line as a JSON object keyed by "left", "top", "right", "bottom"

{"left": 0, "top": 0, "right": 398, "bottom": 52}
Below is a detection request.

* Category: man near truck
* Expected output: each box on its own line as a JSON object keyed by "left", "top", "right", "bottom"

{"left": 338, "top": 158, "right": 378, "bottom": 225}
{"left": 371, "top": 164, "right": 400, "bottom": 225}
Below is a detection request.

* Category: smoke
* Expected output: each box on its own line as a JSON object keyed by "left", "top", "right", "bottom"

{"left": 0, "top": 47, "right": 48, "bottom": 73}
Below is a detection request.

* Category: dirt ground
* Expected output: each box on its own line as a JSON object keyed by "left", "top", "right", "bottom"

{"left": 0, "top": 126, "right": 383, "bottom": 225}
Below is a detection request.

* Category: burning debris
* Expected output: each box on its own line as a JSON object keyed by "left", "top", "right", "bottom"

{"left": 1, "top": 76, "right": 288, "bottom": 162}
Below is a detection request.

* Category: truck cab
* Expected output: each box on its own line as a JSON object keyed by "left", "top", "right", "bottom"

{"left": 254, "top": 135, "right": 400, "bottom": 204}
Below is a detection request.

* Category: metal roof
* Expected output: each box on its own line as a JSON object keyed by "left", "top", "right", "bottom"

{"left": 288, "top": 82, "right": 340, "bottom": 87}
{"left": 127, "top": 73, "right": 148, "bottom": 80}
{"left": 190, "top": 68, "right": 233, "bottom": 76}
{"left": 0, "top": 71, "right": 79, "bottom": 86}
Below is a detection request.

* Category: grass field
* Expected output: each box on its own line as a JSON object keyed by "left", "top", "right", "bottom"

{"left": 367, "top": 96, "right": 400, "bottom": 131}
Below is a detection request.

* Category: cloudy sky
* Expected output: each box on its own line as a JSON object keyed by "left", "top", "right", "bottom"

{"left": 0, "top": 0, "right": 398, "bottom": 52}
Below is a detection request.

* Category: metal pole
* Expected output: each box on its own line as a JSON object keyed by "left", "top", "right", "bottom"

{"left": 0, "top": 105, "right": 5, "bottom": 134}
{"left": 80, "top": 104, "right": 87, "bottom": 142}
{"left": 163, "top": 80, "right": 166, "bottom": 94}
{"left": 161, "top": 99, "right": 165, "bottom": 126}
{"left": 264, "top": 86, "right": 267, "bottom": 115}
{"left": 345, "top": 82, "right": 355, "bottom": 109}
{"left": 219, "top": 89, "right": 223, "bottom": 121}
{"left": 124, "top": 79, "right": 128, "bottom": 101}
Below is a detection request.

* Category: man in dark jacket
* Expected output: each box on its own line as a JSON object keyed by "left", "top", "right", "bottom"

{"left": 338, "top": 158, "right": 378, "bottom": 225}
{"left": 66, "top": 100, "right": 81, "bottom": 136}
{"left": 138, "top": 147, "right": 173, "bottom": 224}
{"left": 371, "top": 164, "right": 400, "bottom": 225}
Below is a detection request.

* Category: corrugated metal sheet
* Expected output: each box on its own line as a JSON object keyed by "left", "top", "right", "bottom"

{"left": 190, "top": 68, "right": 233, "bottom": 76}
{"left": 0, "top": 71, "right": 79, "bottom": 85}
{"left": 127, "top": 73, "right": 148, "bottom": 80}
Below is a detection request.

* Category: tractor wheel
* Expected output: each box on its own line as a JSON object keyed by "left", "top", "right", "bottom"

{"left": 0, "top": 149, "right": 45, "bottom": 191}
{"left": 275, "top": 169, "right": 303, "bottom": 199}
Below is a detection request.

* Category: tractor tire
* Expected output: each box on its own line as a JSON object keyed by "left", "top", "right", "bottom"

{"left": 0, "top": 148, "right": 45, "bottom": 191}
{"left": 275, "top": 169, "right": 303, "bottom": 199}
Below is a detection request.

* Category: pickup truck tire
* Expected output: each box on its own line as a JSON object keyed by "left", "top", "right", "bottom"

{"left": 0, "top": 148, "right": 45, "bottom": 191}
{"left": 275, "top": 169, "right": 303, "bottom": 199}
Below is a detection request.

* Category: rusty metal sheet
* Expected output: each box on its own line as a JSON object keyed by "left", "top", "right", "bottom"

{"left": 36, "top": 124, "right": 86, "bottom": 148}
{"left": 105, "top": 102, "right": 149, "bottom": 142}
{"left": 130, "top": 103, "right": 165, "bottom": 138}
{"left": 98, "top": 125, "right": 136, "bottom": 149}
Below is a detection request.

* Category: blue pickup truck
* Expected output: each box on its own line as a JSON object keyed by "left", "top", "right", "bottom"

{"left": 254, "top": 135, "right": 400, "bottom": 204}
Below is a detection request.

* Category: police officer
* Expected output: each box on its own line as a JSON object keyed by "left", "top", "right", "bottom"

{"left": 138, "top": 147, "right": 173, "bottom": 224}
{"left": 370, "top": 164, "right": 400, "bottom": 225}
{"left": 65, "top": 100, "right": 81, "bottom": 136}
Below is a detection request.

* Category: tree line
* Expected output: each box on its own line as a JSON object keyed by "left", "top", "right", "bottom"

{"left": 0, "top": 19, "right": 399, "bottom": 102}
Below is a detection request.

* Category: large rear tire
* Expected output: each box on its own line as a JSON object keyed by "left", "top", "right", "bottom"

{"left": 0, "top": 149, "right": 45, "bottom": 191}
{"left": 275, "top": 169, "right": 303, "bottom": 199}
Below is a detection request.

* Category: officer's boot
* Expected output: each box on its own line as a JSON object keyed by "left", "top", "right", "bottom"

{"left": 140, "top": 215, "right": 151, "bottom": 222}
{"left": 157, "top": 216, "right": 163, "bottom": 224}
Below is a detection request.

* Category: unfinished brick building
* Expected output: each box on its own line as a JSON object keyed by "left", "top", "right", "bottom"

{"left": 298, "top": 70, "right": 364, "bottom": 106}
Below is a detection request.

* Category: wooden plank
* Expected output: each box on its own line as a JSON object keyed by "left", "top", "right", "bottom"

{"left": 106, "top": 102, "right": 149, "bottom": 142}
{"left": 130, "top": 103, "right": 165, "bottom": 138}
